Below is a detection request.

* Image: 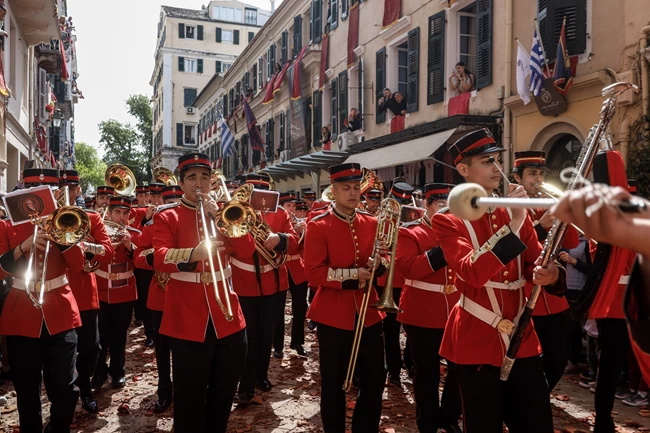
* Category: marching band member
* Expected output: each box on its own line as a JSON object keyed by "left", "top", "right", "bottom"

{"left": 149, "top": 182, "right": 165, "bottom": 206}
{"left": 305, "top": 162, "right": 387, "bottom": 433}
{"left": 303, "top": 190, "right": 317, "bottom": 209}
{"left": 60, "top": 170, "right": 115, "bottom": 414}
{"left": 0, "top": 168, "right": 85, "bottom": 433}
{"left": 232, "top": 174, "right": 300, "bottom": 403}
{"left": 153, "top": 153, "right": 252, "bottom": 432}
{"left": 84, "top": 195, "right": 95, "bottom": 210}
{"left": 95, "top": 185, "right": 114, "bottom": 213}
{"left": 364, "top": 189, "right": 382, "bottom": 215}
{"left": 512, "top": 151, "right": 578, "bottom": 391}
{"left": 134, "top": 184, "right": 183, "bottom": 412}
{"left": 295, "top": 201, "right": 309, "bottom": 218}
{"left": 396, "top": 183, "right": 462, "bottom": 433}
{"left": 93, "top": 196, "right": 140, "bottom": 390}
{"left": 431, "top": 130, "right": 564, "bottom": 433}
{"left": 135, "top": 185, "right": 150, "bottom": 208}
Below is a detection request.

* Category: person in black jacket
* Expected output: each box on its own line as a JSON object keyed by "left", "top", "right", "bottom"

{"left": 378, "top": 88, "right": 407, "bottom": 116}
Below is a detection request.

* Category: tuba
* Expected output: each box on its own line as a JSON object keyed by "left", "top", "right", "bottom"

{"left": 105, "top": 164, "right": 137, "bottom": 197}
{"left": 360, "top": 168, "right": 383, "bottom": 196}
{"left": 153, "top": 167, "right": 178, "bottom": 186}
{"left": 321, "top": 185, "right": 334, "bottom": 202}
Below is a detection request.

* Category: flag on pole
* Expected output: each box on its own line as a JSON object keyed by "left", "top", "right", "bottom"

{"left": 553, "top": 17, "right": 573, "bottom": 95}
{"left": 220, "top": 119, "right": 235, "bottom": 158}
{"left": 242, "top": 98, "right": 265, "bottom": 152}
{"left": 516, "top": 40, "right": 531, "bottom": 105}
{"left": 273, "top": 61, "right": 292, "bottom": 94}
{"left": 529, "top": 29, "right": 545, "bottom": 96}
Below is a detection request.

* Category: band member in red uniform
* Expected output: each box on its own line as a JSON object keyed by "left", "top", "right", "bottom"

{"left": 0, "top": 168, "right": 85, "bottom": 433}
{"left": 60, "top": 170, "right": 114, "bottom": 414}
{"left": 273, "top": 192, "right": 309, "bottom": 357}
{"left": 303, "top": 190, "right": 317, "bottom": 209}
{"left": 149, "top": 182, "right": 164, "bottom": 206}
{"left": 364, "top": 189, "right": 382, "bottom": 215}
{"left": 134, "top": 185, "right": 183, "bottom": 412}
{"left": 305, "top": 162, "right": 388, "bottom": 433}
{"left": 233, "top": 174, "right": 300, "bottom": 403}
{"left": 396, "top": 183, "right": 462, "bottom": 433}
{"left": 92, "top": 196, "right": 140, "bottom": 389}
{"left": 512, "top": 151, "right": 578, "bottom": 391}
{"left": 95, "top": 185, "right": 114, "bottom": 214}
{"left": 377, "top": 182, "right": 413, "bottom": 386}
{"left": 135, "top": 185, "right": 150, "bottom": 208}
{"left": 84, "top": 196, "right": 95, "bottom": 210}
{"left": 295, "top": 201, "right": 309, "bottom": 218}
{"left": 431, "top": 129, "right": 564, "bottom": 433}
{"left": 153, "top": 153, "right": 253, "bottom": 432}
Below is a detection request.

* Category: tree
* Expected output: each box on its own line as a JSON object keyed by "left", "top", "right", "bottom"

{"left": 74, "top": 142, "right": 106, "bottom": 193}
{"left": 127, "top": 94, "right": 153, "bottom": 154}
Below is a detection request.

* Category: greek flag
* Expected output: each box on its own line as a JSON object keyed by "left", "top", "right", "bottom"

{"left": 220, "top": 118, "right": 235, "bottom": 158}
{"left": 530, "top": 29, "right": 545, "bottom": 96}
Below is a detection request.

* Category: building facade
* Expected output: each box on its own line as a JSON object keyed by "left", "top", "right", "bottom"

{"left": 150, "top": 1, "right": 271, "bottom": 169}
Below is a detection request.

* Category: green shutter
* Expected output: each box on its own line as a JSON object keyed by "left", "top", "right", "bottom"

{"left": 338, "top": 71, "right": 347, "bottom": 133}
{"left": 294, "top": 15, "right": 303, "bottom": 56}
{"left": 331, "top": 0, "right": 338, "bottom": 29}
{"left": 178, "top": 23, "right": 185, "bottom": 39}
{"left": 313, "top": 0, "right": 322, "bottom": 43}
{"left": 541, "top": 0, "right": 587, "bottom": 61}
{"left": 253, "top": 63, "right": 258, "bottom": 89}
{"left": 281, "top": 31, "right": 288, "bottom": 64}
{"left": 178, "top": 56, "right": 185, "bottom": 72}
{"left": 279, "top": 112, "right": 285, "bottom": 151}
{"left": 476, "top": 0, "right": 492, "bottom": 89}
{"left": 375, "top": 48, "right": 386, "bottom": 124}
{"left": 234, "top": 30, "right": 240, "bottom": 45}
{"left": 216, "top": 27, "right": 222, "bottom": 42}
{"left": 406, "top": 27, "right": 419, "bottom": 112}
{"left": 331, "top": 78, "right": 338, "bottom": 137}
{"left": 248, "top": 31, "right": 254, "bottom": 43}
{"left": 176, "top": 123, "right": 183, "bottom": 146}
{"left": 357, "top": 58, "right": 363, "bottom": 128}
{"left": 216, "top": 60, "right": 222, "bottom": 73}
{"left": 427, "top": 11, "right": 445, "bottom": 105}
{"left": 197, "top": 59, "right": 203, "bottom": 74}
{"left": 341, "top": 0, "right": 349, "bottom": 20}
{"left": 197, "top": 25, "right": 204, "bottom": 40}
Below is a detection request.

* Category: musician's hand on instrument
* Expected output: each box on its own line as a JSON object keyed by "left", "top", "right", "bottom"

{"left": 197, "top": 192, "right": 219, "bottom": 218}
{"left": 145, "top": 205, "right": 156, "bottom": 220}
{"left": 191, "top": 238, "right": 225, "bottom": 262}
{"left": 264, "top": 233, "right": 281, "bottom": 250}
{"left": 538, "top": 210, "right": 554, "bottom": 230}
{"left": 122, "top": 231, "right": 133, "bottom": 250}
{"left": 532, "top": 257, "right": 559, "bottom": 286}
{"left": 357, "top": 268, "right": 372, "bottom": 284}
{"left": 507, "top": 184, "right": 528, "bottom": 233}
{"left": 367, "top": 257, "right": 381, "bottom": 270}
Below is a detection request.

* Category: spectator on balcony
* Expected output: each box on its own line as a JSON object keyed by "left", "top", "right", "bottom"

{"left": 393, "top": 92, "right": 407, "bottom": 115}
{"left": 378, "top": 88, "right": 407, "bottom": 117}
{"left": 347, "top": 108, "right": 362, "bottom": 132}
{"left": 321, "top": 126, "right": 332, "bottom": 151}
{"left": 448, "top": 61, "right": 475, "bottom": 94}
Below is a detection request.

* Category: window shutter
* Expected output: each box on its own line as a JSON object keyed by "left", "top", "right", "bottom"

{"left": 267, "top": 48, "right": 272, "bottom": 79}
{"left": 179, "top": 23, "right": 185, "bottom": 39}
{"left": 178, "top": 56, "right": 185, "bottom": 72}
{"left": 312, "top": 91, "right": 322, "bottom": 147}
{"left": 331, "top": 0, "right": 339, "bottom": 29}
{"left": 216, "top": 60, "right": 222, "bottom": 73}
{"left": 375, "top": 48, "right": 386, "bottom": 124}
{"left": 216, "top": 27, "right": 222, "bottom": 42}
{"left": 476, "top": 0, "right": 493, "bottom": 89}
{"left": 427, "top": 11, "right": 445, "bottom": 105}
{"left": 331, "top": 78, "right": 338, "bottom": 137}
{"left": 223, "top": 95, "right": 228, "bottom": 115}
{"left": 341, "top": 0, "right": 349, "bottom": 20}
{"left": 338, "top": 71, "right": 347, "bottom": 133}
{"left": 258, "top": 57, "right": 264, "bottom": 88}
{"left": 197, "top": 25, "right": 204, "bottom": 40}
{"left": 271, "top": 44, "right": 276, "bottom": 71}
{"left": 176, "top": 123, "right": 183, "bottom": 146}
{"left": 279, "top": 112, "right": 285, "bottom": 151}
{"left": 234, "top": 29, "right": 240, "bottom": 45}
{"left": 541, "top": 0, "right": 586, "bottom": 61}
{"left": 294, "top": 15, "right": 303, "bottom": 56}
{"left": 286, "top": 109, "right": 292, "bottom": 150}
{"left": 249, "top": 31, "right": 254, "bottom": 43}
{"left": 281, "top": 30, "right": 288, "bottom": 64}
{"left": 197, "top": 59, "right": 204, "bottom": 74}
{"left": 406, "top": 27, "right": 420, "bottom": 112}
{"left": 253, "top": 63, "right": 258, "bottom": 90}
{"left": 313, "top": 0, "right": 322, "bottom": 43}
{"left": 269, "top": 119, "right": 275, "bottom": 159}
{"left": 357, "top": 59, "right": 363, "bottom": 129}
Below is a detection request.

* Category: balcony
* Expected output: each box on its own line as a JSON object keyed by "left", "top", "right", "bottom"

{"left": 11, "top": 0, "right": 61, "bottom": 46}
{"left": 54, "top": 78, "right": 73, "bottom": 119}
{"left": 35, "top": 39, "right": 62, "bottom": 74}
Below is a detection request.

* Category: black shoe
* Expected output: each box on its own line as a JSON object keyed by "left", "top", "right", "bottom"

{"left": 234, "top": 391, "right": 254, "bottom": 404}
{"left": 256, "top": 379, "right": 273, "bottom": 392}
{"left": 273, "top": 350, "right": 283, "bottom": 359}
{"left": 112, "top": 376, "right": 126, "bottom": 388}
{"left": 154, "top": 398, "right": 171, "bottom": 412}
{"left": 307, "top": 320, "right": 317, "bottom": 331}
{"left": 134, "top": 320, "right": 143, "bottom": 327}
{"left": 291, "top": 344, "right": 310, "bottom": 357}
{"left": 144, "top": 337, "right": 155, "bottom": 348}
{"left": 91, "top": 375, "right": 107, "bottom": 390}
{"left": 388, "top": 373, "right": 401, "bottom": 387}
{"left": 81, "top": 395, "right": 99, "bottom": 414}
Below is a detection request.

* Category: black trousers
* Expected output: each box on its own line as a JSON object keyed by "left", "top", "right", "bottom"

{"left": 75, "top": 309, "right": 100, "bottom": 397}
{"left": 239, "top": 294, "right": 275, "bottom": 394}
{"left": 134, "top": 269, "right": 155, "bottom": 338}
{"left": 151, "top": 310, "right": 172, "bottom": 401}
{"left": 566, "top": 290, "right": 585, "bottom": 365}
{"left": 95, "top": 301, "right": 134, "bottom": 379}
{"left": 594, "top": 319, "right": 630, "bottom": 433}
{"left": 532, "top": 310, "right": 570, "bottom": 391}
{"left": 377, "top": 286, "right": 403, "bottom": 378}
{"left": 317, "top": 322, "right": 386, "bottom": 433}
{"left": 404, "top": 325, "right": 461, "bottom": 432}
{"left": 7, "top": 327, "right": 79, "bottom": 433}
{"left": 456, "top": 356, "right": 554, "bottom": 433}
{"left": 272, "top": 290, "right": 288, "bottom": 353}
{"left": 273, "top": 274, "right": 309, "bottom": 350}
{"left": 168, "top": 324, "right": 247, "bottom": 433}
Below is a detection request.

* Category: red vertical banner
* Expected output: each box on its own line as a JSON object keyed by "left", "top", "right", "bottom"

{"left": 60, "top": 40, "right": 70, "bottom": 81}
{"left": 319, "top": 34, "right": 329, "bottom": 91}
{"left": 347, "top": 3, "right": 360, "bottom": 67}
{"left": 291, "top": 46, "right": 307, "bottom": 100}
{"left": 382, "top": 0, "right": 401, "bottom": 28}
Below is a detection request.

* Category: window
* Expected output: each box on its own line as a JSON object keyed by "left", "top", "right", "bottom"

{"left": 427, "top": 11, "right": 445, "bottom": 104}
{"left": 222, "top": 30, "right": 234, "bottom": 42}
{"left": 253, "top": 63, "right": 258, "bottom": 90}
{"left": 185, "top": 58, "right": 197, "bottom": 72}
{"left": 279, "top": 112, "right": 285, "bottom": 151}
{"left": 538, "top": 0, "right": 587, "bottom": 61}
{"left": 178, "top": 23, "right": 200, "bottom": 39}
{"left": 375, "top": 48, "right": 386, "bottom": 124}
{"left": 265, "top": 119, "right": 275, "bottom": 160}
{"left": 341, "top": 0, "right": 349, "bottom": 20}
{"left": 293, "top": 15, "right": 303, "bottom": 57}
{"left": 329, "top": 0, "right": 339, "bottom": 31}
{"left": 185, "top": 25, "right": 196, "bottom": 39}
{"left": 281, "top": 30, "right": 289, "bottom": 64}
{"left": 183, "top": 88, "right": 197, "bottom": 107}
{"left": 458, "top": 4, "right": 477, "bottom": 77}
{"left": 258, "top": 58, "right": 264, "bottom": 89}
{"left": 216, "top": 60, "right": 222, "bottom": 73}
{"left": 235, "top": 9, "right": 242, "bottom": 22}
{"left": 338, "top": 71, "right": 347, "bottom": 133}
{"left": 312, "top": 91, "right": 322, "bottom": 147}
{"left": 249, "top": 31, "right": 255, "bottom": 43}
{"left": 184, "top": 125, "right": 196, "bottom": 146}
{"left": 476, "top": 0, "right": 493, "bottom": 89}
{"left": 223, "top": 63, "right": 232, "bottom": 71}
{"left": 406, "top": 27, "right": 420, "bottom": 112}
{"left": 330, "top": 78, "right": 338, "bottom": 137}
{"left": 397, "top": 44, "right": 408, "bottom": 98}
{"left": 311, "top": 0, "right": 322, "bottom": 43}
{"left": 245, "top": 8, "right": 257, "bottom": 25}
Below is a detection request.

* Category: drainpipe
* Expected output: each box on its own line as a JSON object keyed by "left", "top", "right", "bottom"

{"left": 503, "top": 0, "right": 513, "bottom": 188}
{"left": 640, "top": 26, "right": 650, "bottom": 120}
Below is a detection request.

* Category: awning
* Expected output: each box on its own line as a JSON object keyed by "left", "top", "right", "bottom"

{"left": 344, "top": 128, "right": 456, "bottom": 169}
{"left": 261, "top": 150, "right": 349, "bottom": 180}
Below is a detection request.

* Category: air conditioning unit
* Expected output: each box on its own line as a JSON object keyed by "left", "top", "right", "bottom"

{"left": 337, "top": 132, "right": 356, "bottom": 151}
{"left": 280, "top": 150, "right": 291, "bottom": 162}
{"left": 186, "top": 107, "right": 195, "bottom": 114}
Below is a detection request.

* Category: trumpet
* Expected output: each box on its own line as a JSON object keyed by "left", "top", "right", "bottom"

{"left": 290, "top": 214, "right": 306, "bottom": 243}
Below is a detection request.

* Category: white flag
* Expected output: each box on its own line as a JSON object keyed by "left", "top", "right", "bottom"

{"left": 516, "top": 41, "right": 531, "bottom": 105}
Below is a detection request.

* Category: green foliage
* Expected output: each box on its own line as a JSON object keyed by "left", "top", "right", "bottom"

{"left": 627, "top": 115, "right": 650, "bottom": 199}
{"left": 99, "top": 94, "right": 153, "bottom": 185}
{"left": 74, "top": 142, "right": 106, "bottom": 193}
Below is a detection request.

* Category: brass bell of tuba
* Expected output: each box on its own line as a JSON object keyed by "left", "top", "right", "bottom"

{"left": 105, "top": 164, "right": 137, "bottom": 197}
{"left": 153, "top": 167, "right": 178, "bottom": 186}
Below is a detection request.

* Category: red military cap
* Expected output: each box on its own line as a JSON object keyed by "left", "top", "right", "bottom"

{"left": 23, "top": 168, "right": 60, "bottom": 186}
{"left": 329, "top": 163, "right": 362, "bottom": 183}
{"left": 96, "top": 185, "right": 115, "bottom": 196}
{"left": 162, "top": 185, "right": 183, "bottom": 200}
{"left": 424, "top": 183, "right": 454, "bottom": 200}
{"left": 513, "top": 150, "right": 547, "bottom": 174}
{"left": 390, "top": 181, "right": 415, "bottom": 205}
{"left": 365, "top": 189, "right": 383, "bottom": 201}
{"left": 279, "top": 191, "right": 297, "bottom": 204}
{"left": 108, "top": 196, "right": 133, "bottom": 209}
{"left": 177, "top": 152, "right": 211, "bottom": 173}
{"left": 59, "top": 170, "right": 80, "bottom": 186}
{"left": 303, "top": 190, "right": 317, "bottom": 200}
{"left": 246, "top": 173, "right": 271, "bottom": 190}
{"left": 450, "top": 129, "right": 504, "bottom": 166}
{"left": 149, "top": 182, "right": 165, "bottom": 195}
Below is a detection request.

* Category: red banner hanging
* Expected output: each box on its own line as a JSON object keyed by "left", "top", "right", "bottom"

{"left": 291, "top": 46, "right": 308, "bottom": 100}
{"left": 382, "top": 0, "right": 401, "bottom": 28}
{"left": 319, "top": 34, "right": 329, "bottom": 91}
{"left": 347, "top": 3, "right": 360, "bottom": 67}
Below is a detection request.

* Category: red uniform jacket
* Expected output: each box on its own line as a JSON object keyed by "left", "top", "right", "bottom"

{"left": 0, "top": 221, "right": 84, "bottom": 338}
{"left": 130, "top": 207, "right": 148, "bottom": 230}
{"left": 96, "top": 228, "right": 140, "bottom": 304}
{"left": 589, "top": 246, "right": 636, "bottom": 320}
{"left": 624, "top": 257, "right": 650, "bottom": 384}
{"left": 230, "top": 207, "right": 300, "bottom": 297}
{"left": 431, "top": 209, "right": 546, "bottom": 366}
{"left": 133, "top": 222, "right": 166, "bottom": 311}
{"left": 305, "top": 207, "right": 386, "bottom": 331}
{"left": 285, "top": 245, "right": 307, "bottom": 285}
{"left": 307, "top": 201, "right": 330, "bottom": 223}
{"left": 154, "top": 200, "right": 255, "bottom": 342}
{"left": 526, "top": 209, "right": 576, "bottom": 316}
{"left": 67, "top": 211, "right": 114, "bottom": 311}
{"left": 396, "top": 216, "right": 461, "bottom": 329}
